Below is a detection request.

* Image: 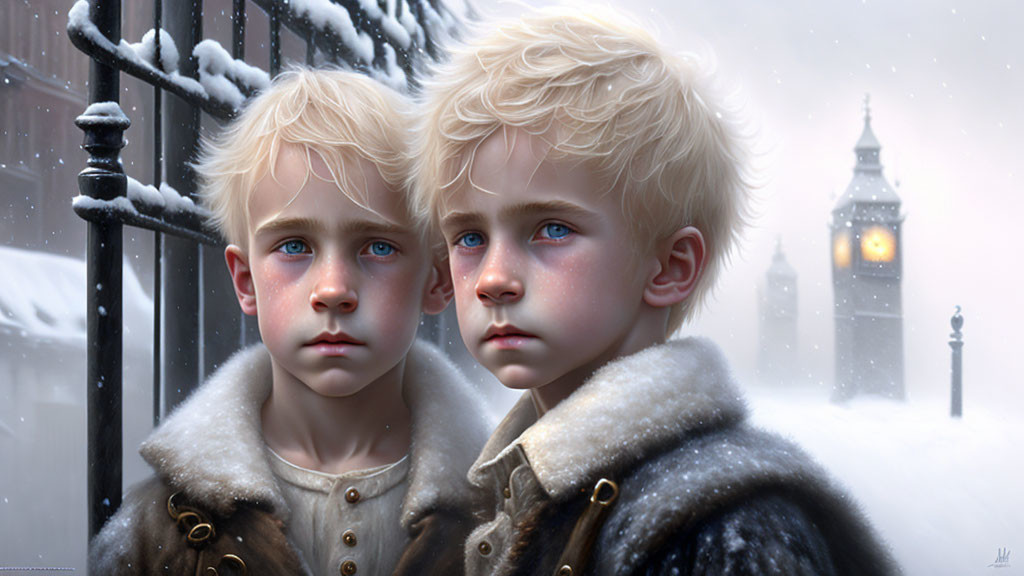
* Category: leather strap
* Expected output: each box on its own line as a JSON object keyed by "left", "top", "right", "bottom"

{"left": 552, "top": 478, "right": 619, "bottom": 576}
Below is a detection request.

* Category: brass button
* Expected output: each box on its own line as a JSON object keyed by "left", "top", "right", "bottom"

{"left": 342, "top": 530, "right": 357, "bottom": 547}
{"left": 558, "top": 566, "right": 574, "bottom": 576}
{"left": 345, "top": 488, "right": 360, "bottom": 503}
{"left": 340, "top": 560, "right": 357, "bottom": 575}
{"left": 477, "top": 540, "right": 492, "bottom": 556}
{"left": 502, "top": 486, "right": 511, "bottom": 499}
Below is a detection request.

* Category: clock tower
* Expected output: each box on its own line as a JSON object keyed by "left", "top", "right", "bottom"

{"left": 758, "top": 239, "right": 799, "bottom": 385}
{"left": 830, "top": 97, "right": 905, "bottom": 400}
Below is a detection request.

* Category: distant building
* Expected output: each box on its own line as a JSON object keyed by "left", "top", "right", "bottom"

{"left": 758, "top": 239, "right": 799, "bottom": 384}
{"left": 0, "top": 1, "right": 88, "bottom": 255}
{"left": 829, "top": 98, "right": 905, "bottom": 401}
{"left": 0, "top": 245, "right": 153, "bottom": 568}
{"left": 1, "top": 0, "right": 157, "bottom": 259}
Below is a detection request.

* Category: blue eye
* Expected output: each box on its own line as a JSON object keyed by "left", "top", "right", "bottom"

{"left": 540, "top": 223, "right": 572, "bottom": 240}
{"left": 279, "top": 240, "right": 308, "bottom": 255}
{"left": 456, "top": 232, "right": 485, "bottom": 248}
{"left": 369, "top": 241, "right": 396, "bottom": 256}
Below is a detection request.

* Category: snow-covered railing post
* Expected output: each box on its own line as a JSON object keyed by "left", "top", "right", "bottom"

{"left": 70, "top": 0, "right": 127, "bottom": 542}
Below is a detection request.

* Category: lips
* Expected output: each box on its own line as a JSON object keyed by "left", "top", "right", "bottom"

{"left": 483, "top": 324, "right": 536, "bottom": 341}
{"left": 482, "top": 325, "right": 537, "bottom": 350}
{"left": 306, "top": 331, "right": 365, "bottom": 347}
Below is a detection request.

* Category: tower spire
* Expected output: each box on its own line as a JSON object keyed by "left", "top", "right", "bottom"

{"left": 855, "top": 93, "right": 881, "bottom": 172}
{"left": 833, "top": 97, "right": 900, "bottom": 212}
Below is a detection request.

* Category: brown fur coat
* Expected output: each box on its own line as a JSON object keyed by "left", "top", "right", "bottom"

{"left": 89, "top": 340, "right": 490, "bottom": 576}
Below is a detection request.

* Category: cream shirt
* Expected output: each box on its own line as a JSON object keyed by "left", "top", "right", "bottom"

{"left": 268, "top": 448, "right": 411, "bottom": 576}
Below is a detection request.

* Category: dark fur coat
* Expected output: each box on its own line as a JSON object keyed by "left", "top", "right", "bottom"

{"left": 463, "top": 338, "right": 900, "bottom": 576}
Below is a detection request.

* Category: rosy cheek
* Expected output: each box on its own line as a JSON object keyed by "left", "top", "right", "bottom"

{"left": 537, "top": 254, "right": 603, "bottom": 327}
{"left": 258, "top": 272, "right": 286, "bottom": 297}
{"left": 448, "top": 259, "right": 478, "bottom": 297}
{"left": 537, "top": 253, "right": 582, "bottom": 292}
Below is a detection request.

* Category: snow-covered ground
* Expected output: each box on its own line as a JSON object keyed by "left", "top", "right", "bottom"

{"left": 744, "top": 386, "right": 1022, "bottom": 575}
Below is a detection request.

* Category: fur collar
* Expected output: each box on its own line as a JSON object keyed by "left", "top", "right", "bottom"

{"left": 141, "top": 340, "right": 490, "bottom": 527}
{"left": 468, "top": 337, "right": 748, "bottom": 499}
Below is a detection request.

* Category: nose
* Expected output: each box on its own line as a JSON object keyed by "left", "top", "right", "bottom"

{"left": 475, "top": 243, "right": 524, "bottom": 306}
{"left": 310, "top": 258, "right": 358, "bottom": 313}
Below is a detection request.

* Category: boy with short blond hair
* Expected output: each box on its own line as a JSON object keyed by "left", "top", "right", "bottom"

{"left": 90, "top": 69, "right": 489, "bottom": 576}
{"left": 414, "top": 8, "right": 898, "bottom": 575}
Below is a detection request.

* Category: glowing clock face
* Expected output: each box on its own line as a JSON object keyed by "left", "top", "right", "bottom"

{"left": 833, "top": 232, "right": 852, "bottom": 268}
{"left": 860, "top": 226, "right": 896, "bottom": 263}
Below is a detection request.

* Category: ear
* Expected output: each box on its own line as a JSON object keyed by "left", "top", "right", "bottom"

{"left": 643, "top": 226, "right": 706, "bottom": 308}
{"left": 422, "top": 256, "right": 455, "bottom": 315}
{"left": 224, "top": 245, "right": 258, "bottom": 316}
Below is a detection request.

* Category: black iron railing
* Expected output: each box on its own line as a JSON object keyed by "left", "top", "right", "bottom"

{"left": 67, "top": 0, "right": 458, "bottom": 546}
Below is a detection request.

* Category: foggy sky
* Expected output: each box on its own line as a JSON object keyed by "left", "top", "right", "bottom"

{"left": 481, "top": 0, "right": 1024, "bottom": 411}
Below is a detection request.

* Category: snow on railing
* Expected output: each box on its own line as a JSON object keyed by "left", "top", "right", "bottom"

{"left": 124, "top": 176, "right": 201, "bottom": 214}
{"left": 289, "top": 0, "right": 376, "bottom": 62}
{"left": 67, "top": 0, "right": 238, "bottom": 119}
{"left": 375, "top": 43, "right": 407, "bottom": 91}
{"left": 417, "top": 0, "right": 459, "bottom": 45}
{"left": 76, "top": 101, "right": 131, "bottom": 127}
{"left": 249, "top": 0, "right": 461, "bottom": 87}
{"left": 194, "top": 39, "right": 271, "bottom": 109}
{"left": 68, "top": 0, "right": 460, "bottom": 116}
{"left": 129, "top": 28, "right": 180, "bottom": 74}
{"left": 72, "top": 175, "right": 219, "bottom": 245}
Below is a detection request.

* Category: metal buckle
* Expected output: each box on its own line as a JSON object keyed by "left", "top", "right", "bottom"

{"left": 590, "top": 478, "right": 619, "bottom": 506}
{"left": 167, "top": 492, "right": 216, "bottom": 546}
{"left": 205, "top": 554, "right": 248, "bottom": 576}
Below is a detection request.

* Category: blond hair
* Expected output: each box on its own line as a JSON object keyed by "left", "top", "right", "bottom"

{"left": 196, "top": 68, "right": 415, "bottom": 248}
{"left": 412, "top": 6, "right": 751, "bottom": 332}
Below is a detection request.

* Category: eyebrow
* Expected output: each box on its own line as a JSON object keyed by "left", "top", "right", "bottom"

{"left": 254, "top": 217, "right": 325, "bottom": 238}
{"left": 441, "top": 200, "right": 597, "bottom": 231}
{"left": 254, "top": 217, "right": 407, "bottom": 238}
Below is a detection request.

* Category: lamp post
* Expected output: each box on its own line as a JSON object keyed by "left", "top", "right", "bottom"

{"left": 949, "top": 306, "right": 964, "bottom": 418}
